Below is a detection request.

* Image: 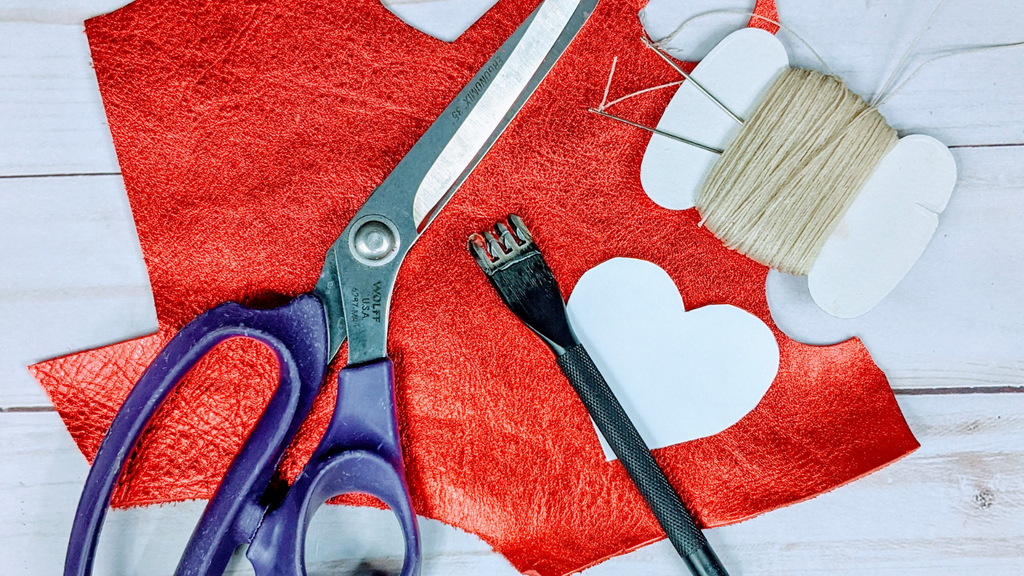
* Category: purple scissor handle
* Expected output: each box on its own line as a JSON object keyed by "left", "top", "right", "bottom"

{"left": 63, "top": 1, "right": 597, "bottom": 574}
{"left": 63, "top": 295, "right": 419, "bottom": 576}
{"left": 247, "top": 359, "right": 417, "bottom": 576}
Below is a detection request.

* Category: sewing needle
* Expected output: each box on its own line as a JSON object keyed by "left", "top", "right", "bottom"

{"left": 641, "top": 37, "right": 744, "bottom": 125}
{"left": 588, "top": 108, "right": 724, "bottom": 155}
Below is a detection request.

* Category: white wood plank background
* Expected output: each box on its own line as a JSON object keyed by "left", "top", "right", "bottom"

{"left": 2, "top": 0, "right": 1023, "bottom": 574}
{"left": 6, "top": 395, "right": 1024, "bottom": 575}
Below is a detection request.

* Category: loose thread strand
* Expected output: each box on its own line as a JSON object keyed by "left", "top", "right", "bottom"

{"left": 654, "top": 10, "right": 833, "bottom": 76}
{"left": 602, "top": 79, "right": 683, "bottom": 110}
{"left": 875, "top": 40, "right": 1024, "bottom": 108}
{"left": 872, "top": 0, "right": 948, "bottom": 106}
{"left": 591, "top": 50, "right": 720, "bottom": 154}
{"left": 599, "top": 56, "right": 618, "bottom": 110}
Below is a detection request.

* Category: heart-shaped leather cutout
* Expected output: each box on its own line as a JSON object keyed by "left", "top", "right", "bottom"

{"left": 566, "top": 258, "right": 779, "bottom": 458}
{"left": 380, "top": 0, "right": 500, "bottom": 42}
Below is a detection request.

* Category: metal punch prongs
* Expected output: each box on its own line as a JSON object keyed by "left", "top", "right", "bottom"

{"left": 469, "top": 215, "right": 536, "bottom": 272}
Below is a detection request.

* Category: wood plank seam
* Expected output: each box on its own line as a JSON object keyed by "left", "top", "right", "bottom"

{"left": 0, "top": 172, "right": 122, "bottom": 179}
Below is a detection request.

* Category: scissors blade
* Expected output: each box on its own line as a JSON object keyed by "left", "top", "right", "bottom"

{"left": 407, "top": 0, "right": 585, "bottom": 228}
{"left": 314, "top": 0, "right": 597, "bottom": 362}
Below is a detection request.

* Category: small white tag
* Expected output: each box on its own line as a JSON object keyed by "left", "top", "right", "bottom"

{"left": 381, "top": 0, "right": 499, "bottom": 43}
{"left": 565, "top": 258, "right": 779, "bottom": 460}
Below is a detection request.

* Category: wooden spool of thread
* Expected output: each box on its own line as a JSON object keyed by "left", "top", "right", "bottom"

{"left": 695, "top": 67, "right": 897, "bottom": 275}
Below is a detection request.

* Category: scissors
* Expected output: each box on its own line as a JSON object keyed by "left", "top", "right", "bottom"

{"left": 63, "top": 1, "right": 597, "bottom": 575}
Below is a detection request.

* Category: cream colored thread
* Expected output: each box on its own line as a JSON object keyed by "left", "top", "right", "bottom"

{"left": 875, "top": 40, "right": 1024, "bottom": 108}
{"left": 596, "top": 52, "right": 684, "bottom": 112}
{"left": 695, "top": 68, "right": 897, "bottom": 275}
{"left": 872, "top": 0, "right": 947, "bottom": 106}
{"left": 602, "top": 79, "right": 683, "bottom": 110}
{"left": 599, "top": 56, "right": 618, "bottom": 109}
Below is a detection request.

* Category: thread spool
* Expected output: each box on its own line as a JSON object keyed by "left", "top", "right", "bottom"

{"left": 593, "top": 8, "right": 1019, "bottom": 316}
{"left": 695, "top": 67, "right": 897, "bottom": 275}
{"left": 593, "top": 13, "right": 1020, "bottom": 313}
{"left": 592, "top": 42, "right": 902, "bottom": 278}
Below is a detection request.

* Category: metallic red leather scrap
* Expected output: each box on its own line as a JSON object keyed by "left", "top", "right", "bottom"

{"left": 30, "top": 0, "right": 919, "bottom": 574}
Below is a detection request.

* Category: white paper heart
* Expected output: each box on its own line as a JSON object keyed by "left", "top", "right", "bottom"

{"left": 565, "top": 258, "right": 779, "bottom": 460}
{"left": 381, "top": 0, "right": 499, "bottom": 43}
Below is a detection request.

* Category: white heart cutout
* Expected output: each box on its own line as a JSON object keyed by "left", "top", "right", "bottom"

{"left": 381, "top": 0, "right": 500, "bottom": 42}
{"left": 566, "top": 258, "right": 780, "bottom": 460}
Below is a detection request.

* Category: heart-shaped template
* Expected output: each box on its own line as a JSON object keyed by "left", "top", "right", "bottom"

{"left": 565, "top": 258, "right": 780, "bottom": 459}
{"left": 380, "top": 0, "right": 499, "bottom": 42}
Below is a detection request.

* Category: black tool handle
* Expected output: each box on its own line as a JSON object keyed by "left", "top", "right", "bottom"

{"left": 556, "top": 344, "right": 729, "bottom": 576}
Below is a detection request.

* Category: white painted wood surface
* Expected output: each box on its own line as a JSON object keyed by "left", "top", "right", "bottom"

{"left": 0, "top": 175, "right": 156, "bottom": 406}
{"left": 6, "top": 395, "right": 1024, "bottom": 575}
{"left": 2, "top": 0, "right": 1023, "bottom": 574}
{"left": 0, "top": 19, "right": 121, "bottom": 175}
{"left": 767, "top": 146, "right": 1024, "bottom": 390}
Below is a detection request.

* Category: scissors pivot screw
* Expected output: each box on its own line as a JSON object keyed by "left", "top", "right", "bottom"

{"left": 350, "top": 216, "right": 400, "bottom": 266}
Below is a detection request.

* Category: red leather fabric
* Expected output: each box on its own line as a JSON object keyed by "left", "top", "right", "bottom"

{"left": 30, "top": 1, "right": 918, "bottom": 574}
